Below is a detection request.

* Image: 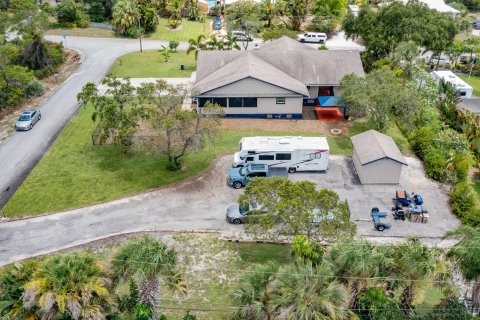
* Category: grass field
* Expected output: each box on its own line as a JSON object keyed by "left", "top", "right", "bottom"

{"left": 458, "top": 74, "right": 480, "bottom": 97}
{"left": 145, "top": 19, "right": 210, "bottom": 41}
{"left": 109, "top": 50, "right": 196, "bottom": 78}
{"left": 3, "top": 104, "right": 366, "bottom": 217}
{"left": 45, "top": 26, "right": 117, "bottom": 38}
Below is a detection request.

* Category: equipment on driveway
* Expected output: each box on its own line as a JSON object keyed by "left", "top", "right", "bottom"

{"left": 406, "top": 204, "right": 429, "bottom": 223}
{"left": 371, "top": 207, "right": 392, "bottom": 231}
{"left": 391, "top": 205, "right": 406, "bottom": 220}
{"left": 394, "top": 190, "right": 423, "bottom": 206}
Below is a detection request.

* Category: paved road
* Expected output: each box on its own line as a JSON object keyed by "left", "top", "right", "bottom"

{"left": 0, "top": 155, "right": 459, "bottom": 266}
{"left": 0, "top": 36, "right": 188, "bottom": 209}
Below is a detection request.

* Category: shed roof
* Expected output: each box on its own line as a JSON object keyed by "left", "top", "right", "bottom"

{"left": 351, "top": 130, "right": 407, "bottom": 166}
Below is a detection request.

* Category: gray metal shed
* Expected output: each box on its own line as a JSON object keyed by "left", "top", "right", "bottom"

{"left": 350, "top": 130, "right": 407, "bottom": 184}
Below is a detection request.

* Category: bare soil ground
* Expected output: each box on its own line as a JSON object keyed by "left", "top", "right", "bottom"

{"left": 0, "top": 49, "right": 81, "bottom": 143}
{"left": 220, "top": 118, "right": 352, "bottom": 135}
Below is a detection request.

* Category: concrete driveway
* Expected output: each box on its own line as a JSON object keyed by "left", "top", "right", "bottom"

{"left": 0, "top": 36, "right": 188, "bottom": 209}
{"left": 0, "top": 154, "right": 459, "bottom": 266}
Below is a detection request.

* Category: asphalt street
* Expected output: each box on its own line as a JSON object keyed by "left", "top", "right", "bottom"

{"left": 0, "top": 36, "right": 188, "bottom": 209}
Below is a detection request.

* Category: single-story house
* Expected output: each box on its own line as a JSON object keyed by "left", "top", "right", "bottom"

{"left": 397, "top": 0, "right": 459, "bottom": 15}
{"left": 431, "top": 71, "right": 473, "bottom": 99}
{"left": 350, "top": 130, "right": 408, "bottom": 185}
{"left": 193, "top": 36, "right": 364, "bottom": 118}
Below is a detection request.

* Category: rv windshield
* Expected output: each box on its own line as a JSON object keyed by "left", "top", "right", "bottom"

{"left": 240, "top": 167, "right": 250, "bottom": 176}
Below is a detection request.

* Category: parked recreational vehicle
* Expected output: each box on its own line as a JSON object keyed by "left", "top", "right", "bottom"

{"left": 232, "top": 136, "right": 329, "bottom": 173}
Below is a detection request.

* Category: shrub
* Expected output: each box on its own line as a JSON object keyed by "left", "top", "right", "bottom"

{"left": 454, "top": 153, "right": 470, "bottom": 181}
{"left": 307, "top": 15, "right": 338, "bottom": 34}
{"left": 33, "top": 65, "right": 55, "bottom": 79}
{"left": 56, "top": 0, "right": 89, "bottom": 28}
{"left": 262, "top": 26, "right": 297, "bottom": 41}
{"left": 49, "top": 42, "right": 66, "bottom": 66}
{"left": 167, "top": 19, "right": 181, "bottom": 29}
{"left": 25, "top": 80, "right": 45, "bottom": 97}
{"left": 410, "top": 126, "right": 437, "bottom": 157}
{"left": 450, "top": 181, "right": 476, "bottom": 218}
{"left": 423, "top": 146, "right": 448, "bottom": 181}
{"left": 169, "top": 40, "right": 179, "bottom": 52}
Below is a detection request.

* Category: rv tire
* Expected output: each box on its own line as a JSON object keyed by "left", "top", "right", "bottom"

{"left": 288, "top": 167, "right": 296, "bottom": 173}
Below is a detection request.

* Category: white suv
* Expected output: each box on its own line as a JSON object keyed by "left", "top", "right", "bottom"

{"left": 298, "top": 32, "right": 327, "bottom": 44}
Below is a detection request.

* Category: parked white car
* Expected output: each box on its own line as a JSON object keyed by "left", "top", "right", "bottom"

{"left": 297, "top": 32, "right": 327, "bottom": 44}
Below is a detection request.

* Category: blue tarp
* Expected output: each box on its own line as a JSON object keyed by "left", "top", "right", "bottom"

{"left": 318, "top": 96, "right": 344, "bottom": 108}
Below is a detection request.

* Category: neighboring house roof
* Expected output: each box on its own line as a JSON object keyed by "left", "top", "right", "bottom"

{"left": 194, "top": 36, "right": 364, "bottom": 96}
{"left": 194, "top": 51, "right": 309, "bottom": 96}
{"left": 397, "top": 0, "right": 459, "bottom": 13}
{"left": 351, "top": 130, "right": 407, "bottom": 166}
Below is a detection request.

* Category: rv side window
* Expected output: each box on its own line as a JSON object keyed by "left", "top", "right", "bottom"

{"left": 246, "top": 157, "right": 254, "bottom": 162}
{"left": 310, "top": 153, "right": 321, "bottom": 160}
{"left": 248, "top": 151, "right": 255, "bottom": 154}
{"left": 257, "top": 172, "right": 267, "bottom": 177}
{"left": 259, "top": 155, "right": 275, "bottom": 160}
{"left": 276, "top": 153, "right": 292, "bottom": 160}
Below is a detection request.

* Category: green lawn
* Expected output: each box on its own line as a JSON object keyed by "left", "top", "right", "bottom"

{"left": 45, "top": 26, "right": 118, "bottom": 38}
{"left": 458, "top": 74, "right": 480, "bottom": 97}
{"left": 109, "top": 50, "right": 196, "bottom": 78}
{"left": 3, "top": 105, "right": 356, "bottom": 217}
{"left": 145, "top": 19, "right": 210, "bottom": 41}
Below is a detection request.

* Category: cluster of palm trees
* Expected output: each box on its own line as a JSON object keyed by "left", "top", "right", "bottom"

{"left": 186, "top": 34, "right": 241, "bottom": 60}
{"left": 231, "top": 238, "right": 470, "bottom": 319}
{"left": 0, "top": 236, "right": 186, "bottom": 320}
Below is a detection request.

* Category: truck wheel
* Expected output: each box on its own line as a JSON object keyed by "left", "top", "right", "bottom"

{"left": 233, "top": 182, "right": 243, "bottom": 189}
{"left": 233, "top": 219, "right": 242, "bottom": 224}
{"left": 377, "top": 226, "right": 385, "bottom": 231}
{"left": 288, "top": 167, "right": 296, "bottom": 173}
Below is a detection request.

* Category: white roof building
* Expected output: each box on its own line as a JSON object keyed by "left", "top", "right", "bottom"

{"left": 240, "top": 136, "right": 329, "bottom": 152}
{"left": 431, "top": 71, "right": 473, "bottom": 99}
{"left": 397, "top": 0, "right": 459, "bottom": 14}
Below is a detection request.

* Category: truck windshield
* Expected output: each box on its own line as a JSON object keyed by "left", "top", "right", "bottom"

{"left": 240, "top": 167, "right": 250, "bottom": 176}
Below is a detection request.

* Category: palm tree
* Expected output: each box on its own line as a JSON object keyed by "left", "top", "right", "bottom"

{"left": 328, "top": 239, "right": 394, "bottom": 308}
{"left": 464, "top": 36, "right": 480, "bottom": 77}
{"left": 231, "top": 261, "right": 278, "bottom": 320}
{"left": 206, "top": 35, "right": 223, "bottom": 50}
{"left": 271, "top": 260, "right": 348, "bottom": 319}
{"left": 112, "top": 236, "right": 186, "bottom": 320}
{"left": 394, "top": 238, "right": 445, "bottom": 315}
{"left": 186, "top": 34, "right": 206, "bottom": 60}
{"left": 22, "top": 253, "right": 111, "bottom": 320}
{"left": 224, "top": 34, "right": 241, "bottom": 50}
{"left": 166, "top": 0, "right": 183, "bottom": 21}
{"left": 392, "top": 41, "right": 419, "bottom": 88}
{"left": 449, "top": 40, "right": 466, "bottom": 72}
{"left": 446, "top": 226, "right": 480, "bottom": 311}
{"left": 112, "top": 0, "right": 138, "bottom": 35}
{"left": 0, "top": 260, "right": 39, "bottom": 320}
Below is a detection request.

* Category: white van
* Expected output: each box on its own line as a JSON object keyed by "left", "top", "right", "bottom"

{"left": 233, "top": 136, "right": 330, "bottom": 173}
{"left": 297, "top": 32, "right": 327, "bottom": 44}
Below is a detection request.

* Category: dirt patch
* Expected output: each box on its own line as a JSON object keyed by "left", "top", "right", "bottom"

{"left": 220, "top": 118, "right": 352, "bottom": 136}
{"left": 0, "top": 49, "right": 81, "bottom": 143}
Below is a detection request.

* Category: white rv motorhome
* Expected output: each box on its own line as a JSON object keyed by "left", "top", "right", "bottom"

{"left": 233, "top": 136, "right": 329, "bottom": 173}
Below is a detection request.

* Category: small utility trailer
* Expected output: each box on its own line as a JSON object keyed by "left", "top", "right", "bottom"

{"left": 371, "top": 208, "right": 392, "bottom": 232}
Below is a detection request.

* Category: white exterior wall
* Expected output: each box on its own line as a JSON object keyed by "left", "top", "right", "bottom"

{"left": 352, "top": 149, "right": 403, "bottom": 184}
{"left": 222, "top": 97, "right": 303, "bottom": 115}
{"left": 204, "top": 78, "right": 301, "bottom": 97}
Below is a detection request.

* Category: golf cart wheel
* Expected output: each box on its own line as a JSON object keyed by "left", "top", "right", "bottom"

{"left": 232, "top": 219, "right": 242, "bottom": 225}
{"left": 288, "top": 167, "right": 296, "bottom": 173}
{"left": 377, "top": 226, "right": 385, "bottom": 231}
{"left": 233, "top": 182, "right": 243, "bottom": 189}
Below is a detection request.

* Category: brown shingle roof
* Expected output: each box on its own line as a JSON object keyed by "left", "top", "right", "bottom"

{"left": 351, "top": 130, "right": 407, "bottom": 166}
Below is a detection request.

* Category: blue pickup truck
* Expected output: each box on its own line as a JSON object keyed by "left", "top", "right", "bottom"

{"left": 227, "top": 164, "right": 288, "bottom": 189}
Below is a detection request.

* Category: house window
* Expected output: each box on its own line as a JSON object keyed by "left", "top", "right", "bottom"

{"left": 212, "top": 98, "right": 227, "bottom": 107}
{"left": 259, "top": 155, "right": 274, "bottom": 160}
{"left": 310, "top": 153, "right": 321, "bottom": 160}
{"left": 229, "top": 97, "right": 243, "bottom": 108}
{"left": 276, "top": 97, "right": 286, "bottom": 104}
{"left": 198, "top": 98, "right": 211, "bottom": 108}
{"left": 276, "top": 153, "right": 292, "bottom": 160}
{"left": 243, "top": 98, "right": 257, "bottom": 108}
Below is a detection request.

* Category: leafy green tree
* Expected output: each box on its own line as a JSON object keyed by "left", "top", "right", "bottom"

{"left": 55, "top": 0, "right": 89, "bottom": 28}
{"left": 271, "top": 260, "right": 348, "bottom": 319}
{"left": 23, "top": 253, "right": 111, "bottom": 319}
{"left": 329, "top": 239, "right": 395, "bottom": 308}
{"left": 21, "top": 35, "right": 53, "bottom": 70}
{"left": 166, "top": 0, "right": 183, "bottom": 21}
{"left": 291, "top": 235, "right": 323, "bottom": 265}
{"left": 137, "top": 80, "right": 223, "bottom": 169}
{"left": 83, "top": 0, "right": 116, "bottom": 22}
{"left": 340, "top": 70, "right": 401, "bottom": 132}
{"left": 77, "top": 76, "right": 148, "bottom": 151}
{"left": 262, "top": 26, "right": 297, "bottom": 41}
{"left": 9, "top": 0, "right": 49, "bottom": 38}
{"left": 0, "top": 64, "right": 35, "bottom": 109}
{"left": 186, "top": 34, "right": 206, "bottom": 60}
{"left": 260, "top": 0, "right": 277, "bottom": 27}
{"left": 169, "top": 40, "right": 179, "bottom": 52}
{"left": 313, "top": 0, "right": 347, "bottom": 16}
{"left": 239, "top": 178, "right": 356, "bottom": 242}
{"left": 231, "top": 261, "right": 278, "bottom": 320}
{"left": 277, "top": 0, "right": 309, "bottom": 31}
{"left": 356, "top": 287, "right": 403, "bottom": 320}
{"left": 112, "top": 236, "right": 187, "bottom": 320}
{"left": 225, "top": 0, "right": 262, "bottom": 48}
{"left": 112, "top": 0, "right": 138, "bottom": 36}
{"left": 446, "top": 227, "right": 480, "bottom": 311}
{"left": 392, "top": 41, "right": 419, "bottom": 87}
{"left": 0, "top": 261, "right": 39, "bottom": 319}
{"left": 393, "top": 238, "right": 445, "bottom": 314}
